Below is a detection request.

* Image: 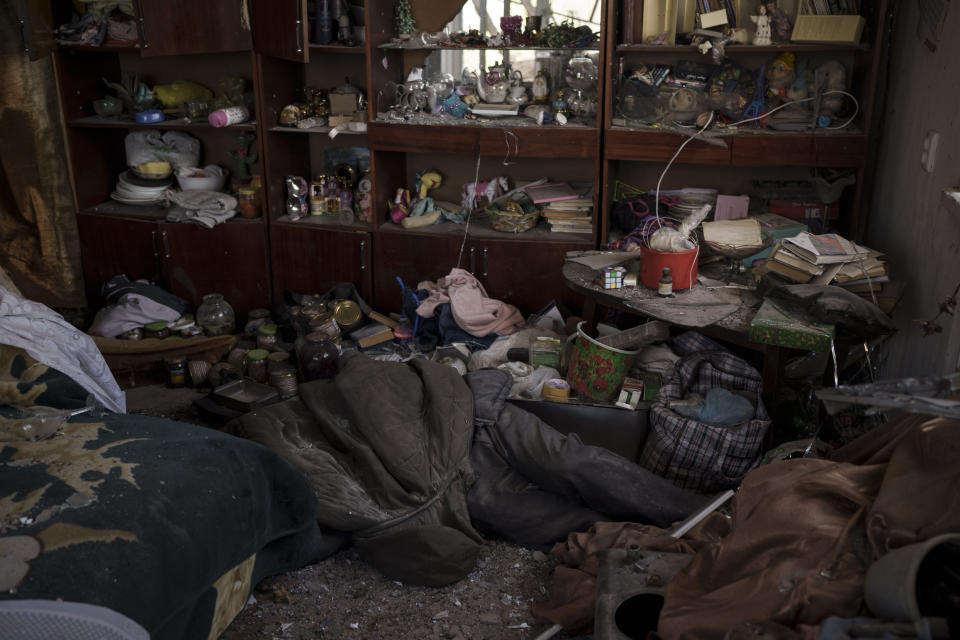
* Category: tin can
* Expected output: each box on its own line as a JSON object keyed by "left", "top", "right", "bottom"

{"left": 333, "top": 300, "right": 362, "bottom": 330}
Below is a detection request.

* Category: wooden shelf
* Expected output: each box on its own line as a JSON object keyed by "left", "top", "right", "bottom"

{"left": 376, "top": 218, "right": 593, "bottom": 245}
{"left": 616, "top": 43, "right": 869, "bottom": 53}
{"left": 268, "top": 125, "right": 369, "bottom": 145}
{"left": 369, "top": 122, "right": 599, "bottom": 158}
{"left": 378, "top": 44, "right": 600, "bottom": 51}
{"left": 59, "top": 43, "right": 141, "bottom": 52}
{"left": 80, "top": 200, "right": 267, "bottom": 225}
{"left": 308, "top": 44, "right": 365, "bottom": 54}
{"left": 69, "top": 116, "right": 257, "bottom": 131}
{"left": 272, "top": 214, "right": 371, "bottom": 232}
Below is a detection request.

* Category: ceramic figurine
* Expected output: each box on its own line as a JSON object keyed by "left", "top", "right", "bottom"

{"left": 750, "top": 4, "right": 772, "bottom": 46}
{"left": 765, "top": 52, "right": 796, "bottom": 104}
{"left": 765, "top": 1, "right": 793, "bottom": 43}
{"left": 532, "top": 70, "right": 551, "bottom": 103}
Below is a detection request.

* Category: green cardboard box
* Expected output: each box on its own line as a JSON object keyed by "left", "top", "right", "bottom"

{"left": 749, "top": 299, "right": 835, "bottom": 352}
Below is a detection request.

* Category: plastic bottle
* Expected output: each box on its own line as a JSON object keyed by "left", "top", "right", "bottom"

{"left": 208, "top": 106, "right": 250, "bottom": 128}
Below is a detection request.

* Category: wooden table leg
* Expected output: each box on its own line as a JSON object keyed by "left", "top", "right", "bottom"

{"left": 761, "top": 345, "right": 783, "bottom": 404}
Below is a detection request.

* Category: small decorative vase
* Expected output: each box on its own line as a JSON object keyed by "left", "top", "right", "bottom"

{"left": 196, "top": 293, "right": 236, "bottom": 336}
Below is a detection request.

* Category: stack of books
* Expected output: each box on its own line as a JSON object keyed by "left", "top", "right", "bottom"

{"left": 758, "top": 231, "right": 887, "bottom": 287}
{"left": 525, "top": 182, "right": 593, "bottom": 234}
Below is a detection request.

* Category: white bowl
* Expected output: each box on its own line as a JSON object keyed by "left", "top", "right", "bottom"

{"left": 176, "top": 165, "right": 228, "bottom": 191}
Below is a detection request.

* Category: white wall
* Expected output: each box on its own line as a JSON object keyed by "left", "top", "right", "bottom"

{"left": 868, "top": 1, "right": 960, "bottom": 376}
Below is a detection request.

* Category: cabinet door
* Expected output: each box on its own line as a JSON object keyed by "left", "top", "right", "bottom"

{"left": 270, "top": 225, "right": 372, "bottom": 302}
{"left": 16, "top": 0, "right": 55, "bottom": 60}
{"left": 160, "top": 221, "right": 269, "bottom": 315}
{"left": 135, "top": 0, "right": 252, "bottom": 56}
{"left": 250, "top": 0, "right": 308, "bottom": 62}
{"left": 373, "top": 231, "right": 463, "bottom": 312}
{"left": 472, "top": 240, "right": 585, "bottom": 315}
{"left": 76, "top": 214, "right": 162, "bottom": 308}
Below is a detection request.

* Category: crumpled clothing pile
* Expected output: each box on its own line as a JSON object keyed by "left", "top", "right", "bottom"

{"left": 417, "top": 268, "right": 524, "bottom": 338}
{"left": 165, "top": 190, "right": 237, "bottom": 228}
{"left": 55, "top": 6, "right": 137, "bottom": 46}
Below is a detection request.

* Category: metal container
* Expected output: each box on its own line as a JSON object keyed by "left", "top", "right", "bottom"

{"left": 211, "top": 378, "right": 279, "bottom": 412}
{"left": 333, "top": 300, "right": 362, "bottom": 330}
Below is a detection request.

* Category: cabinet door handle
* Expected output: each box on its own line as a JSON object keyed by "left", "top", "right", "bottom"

{"left": 469, "top": 247, "right": 476, "bottom": 274}
{"left": 482, "top": 248, "right": 488, "bottom": 277}
{"left": 134, "top": 0, "right": 148, "bottom": 48}
{"left": 359, "top": 240, "right": 366, "bottom": 270}
{"left": 161, "top": 231, "right": 170, "bottom": 259}
{"left": 151, "top": 230, "right": 159, "bottom": 257}
{"left": 295, "top": 0, "right": 303, "bottom": 53}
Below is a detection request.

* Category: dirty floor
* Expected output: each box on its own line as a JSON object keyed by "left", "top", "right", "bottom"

{"left": 126, "top": 384, "right": 590, "bottom": 640}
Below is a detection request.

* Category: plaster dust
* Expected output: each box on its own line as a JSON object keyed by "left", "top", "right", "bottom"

{"left": 220, "top": 542, "right": 586, "bottom": 640}
{"left": 127, "top": 387, "right": 590, "bottom": 640}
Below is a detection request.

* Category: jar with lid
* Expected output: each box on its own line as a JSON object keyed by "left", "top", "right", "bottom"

{"left": 257, "top": 323, "right": 279, "bottom": 350}
{"left": 244, "top": 308, "right": 272, "bottom": 337}
{"left": 196, "top": 293, "right": 235, "bottom": 336}
{"left": 269, "top": 369, "right": 299, "bottom": 399}
{"left": 237, "top": 187, "right": 261, "bottom": 219}
{"left": 245, "top": 348, "right": 270, "bottom": 383}
{"left": 144, "top": 321, "right": 169, "bottom": 339}
{"left": 165, "top": 356, "right": 187, "bottom": 388}
{"left": 297, "top": 332, "right": 340, "bottom": 381}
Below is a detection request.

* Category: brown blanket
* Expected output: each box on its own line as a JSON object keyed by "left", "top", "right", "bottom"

{"left": 534, "top": 413, "right": 960, "bottom": 638}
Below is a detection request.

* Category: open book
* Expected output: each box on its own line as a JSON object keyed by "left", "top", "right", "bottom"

{"left": 783, "top": 232, "right": 868, "bottom": 265}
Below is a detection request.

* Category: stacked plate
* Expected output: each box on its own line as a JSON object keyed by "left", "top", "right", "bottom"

{"left": 667, "top": 188, "right": 718, "bottom": 219}
{"left": 110, "top": 171, "right": 172, "bottom": 205}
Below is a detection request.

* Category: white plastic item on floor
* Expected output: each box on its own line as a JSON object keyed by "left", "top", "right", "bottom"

{"left": 0, "top": 285, "right": 126, "bottom": 413}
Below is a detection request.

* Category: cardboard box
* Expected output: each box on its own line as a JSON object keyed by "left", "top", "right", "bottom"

{"left": 749, "top": 299, "right": 835, "bottom": 352}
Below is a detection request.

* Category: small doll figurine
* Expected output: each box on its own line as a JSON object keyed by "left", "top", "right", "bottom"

{"left": 750, "top": 4, "right": 772, "bottom": 46}
{"left": 389, "top": 188, "right": 411, "bottom": 224}
{"left": 765, "top": 52, "right": 796, "bottom": 104}
{"left": 765, "top": 1, "right": 793, "bottom": 43}
{"left": 414, "top": 169, "right": 442, "bottom": 199}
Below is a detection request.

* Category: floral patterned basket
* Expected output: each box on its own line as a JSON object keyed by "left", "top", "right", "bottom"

{"left": 565, "top": 321, "right": 640, "bottom": 402}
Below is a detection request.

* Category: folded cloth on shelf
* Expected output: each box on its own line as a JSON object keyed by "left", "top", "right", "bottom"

{"left": 0, "top": 285, "right": 125, "bottom": 413}
{"left": 165, "top": 190, "right": 237, "bottom": 228}
{"left": 416, "top": 268, "right": 524, "bottom": 338}
{"left": 88, "top": 293, "right": 183, "bottom": 338}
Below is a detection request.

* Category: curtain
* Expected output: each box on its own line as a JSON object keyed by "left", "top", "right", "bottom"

{"left": 0, "top": 2, "right": 85, "bottom": 309}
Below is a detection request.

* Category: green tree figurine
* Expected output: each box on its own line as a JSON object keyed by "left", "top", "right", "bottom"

{"left": 396, "top": 0, "right": 415, "bottom": 37}
{"left": 228, "top": 133, "right": 258, "bottom": 181}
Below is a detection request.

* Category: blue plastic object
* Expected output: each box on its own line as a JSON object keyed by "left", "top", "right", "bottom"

{"left": 135, "top": 109, "right": 164, "bottom": 124}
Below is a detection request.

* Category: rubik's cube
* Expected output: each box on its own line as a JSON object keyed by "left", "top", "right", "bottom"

{"left": 601, "top": 266, "right": 626, "bottom": 289}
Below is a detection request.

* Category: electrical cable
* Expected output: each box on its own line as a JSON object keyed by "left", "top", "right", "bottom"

{"left": 456, "top": 151, "right": 483, "bottom": 270}
{"left": 654, "top": 110, "right": 716, "bottom": 223}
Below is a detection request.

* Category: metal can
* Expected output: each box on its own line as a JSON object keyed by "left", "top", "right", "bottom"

{"left": 333, "top": 300, "right": 362, "bottom": 330}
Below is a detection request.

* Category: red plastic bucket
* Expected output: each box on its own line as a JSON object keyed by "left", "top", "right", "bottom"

{"left": 640, "top": 245, "right": 699, "bottom": 290}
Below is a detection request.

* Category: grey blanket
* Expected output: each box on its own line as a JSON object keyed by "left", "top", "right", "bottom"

{"left": 466, "top": 369, "right": 709, "bottom": 548}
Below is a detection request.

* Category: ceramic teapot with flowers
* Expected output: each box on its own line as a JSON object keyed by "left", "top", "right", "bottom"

{"left": 474, "top": 63, "right": 511, "bottom": 103}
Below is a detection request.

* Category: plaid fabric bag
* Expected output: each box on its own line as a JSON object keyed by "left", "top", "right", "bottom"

{"left": 639, "top": 349, "right": 770, "bottom": 493}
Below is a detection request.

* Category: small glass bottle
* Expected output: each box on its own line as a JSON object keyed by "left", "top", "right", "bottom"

{"left": 165, "top": 357, "right": 187, "bottom": 388}
{"left": 658, "top": 267, "right": 674, "bottom": 297}
{"left": 257, "top": 323, "right": 279, "bottom": 350}
{"left": 245, "top": 348, "right": 270, "bottom": 383}
{"left": 196, "top": 293, "right": 236, "bottom": 336}
{"left": 297, "top": 332, "right": 341, "bottom": 381}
